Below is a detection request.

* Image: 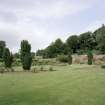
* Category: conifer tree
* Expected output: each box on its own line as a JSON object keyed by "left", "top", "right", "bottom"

{"left": 3, "top": 48, "right": 13, "bottom": 68}
{"left": 20, "top": 40, "right": 32, "bottom": 70}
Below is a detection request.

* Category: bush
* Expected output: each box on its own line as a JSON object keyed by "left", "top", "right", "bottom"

{"left": 57, "top": 55, "right": 68, "bottom": 63}
{"left": 101, "top": 65, "right": 105, "bottom": 69}
{"left": 87, "top": 49, "right": 93, "bottom": 65}
{"left": 49, "top": 66, "right": 54, "bottom": 71}
{"left": 13, "top": 59, "right": 21, "bottom": 66}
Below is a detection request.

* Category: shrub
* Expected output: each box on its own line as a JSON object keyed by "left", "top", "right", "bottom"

{"left": 101, "top": 65, "right": 105, "bottom": 69}
{"left": 49, "top": 66, "right": 53, "bottom": 71}
{"left": 57, "top": 55, "right": 68, "bottom": 63}
{"left": 87, "top": 49, "right": 93, "bottom": 65}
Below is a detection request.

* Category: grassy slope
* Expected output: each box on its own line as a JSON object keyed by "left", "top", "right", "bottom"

{"left": 0, "top": 65, "right": 105, "bottom": 105}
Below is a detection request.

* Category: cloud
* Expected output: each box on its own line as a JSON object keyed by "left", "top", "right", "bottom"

{"left": 0, "top": 0, "right": 98, "bottom": 19}
{"left": 0, "top": 0, "right": 104, "bottom": 52}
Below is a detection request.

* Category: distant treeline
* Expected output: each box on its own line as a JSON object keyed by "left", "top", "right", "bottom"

{"left": 0, "top": 24, "right": 105, "bottom": 60}
{"left": 36, "top": 24, "right": 105, "bottom": 58}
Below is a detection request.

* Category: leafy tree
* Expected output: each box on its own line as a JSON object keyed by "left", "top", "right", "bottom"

{"left": 20, "top": 40, "right": 32, "bottom": 70}
{"left": 54, "top": 38, "right": 64, "bottom": 54}
{"left": 94, "top": 24, "right": 105, "bottom": 54}
{"left": 3, "top": 48, "right": 13, "bottom": 68}
{"left": 66, "top": 35, "right": 79, "bottom": 53}
{"left": 0, "top": 41, "right": 6, "bottom": 59}
{"left": 79, "top": 32, "right": 96, "bottom": 52}
{"left": 87, "top": 49, "right": 93, "bottom": 65}
{"left": 41, "top": 38, "right": 64, "bottom": 58}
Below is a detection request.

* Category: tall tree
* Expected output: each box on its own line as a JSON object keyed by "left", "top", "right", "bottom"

{"left": 66, "top": 35, "right": 79, "bottom": 53}
{"left": 79, "top": 32, "right": 95, "bottom": 51}
{"left": 94, "top": 24, "right": 105, "bottom": 54}
{"left": 54, "top": 38, "right": 64, "bottom": 54}
{"left": 3, "top": 48, "right": 13, "bottom": 68}
{"left": 20, "top": 40, "right": 32, "bottom": 70}
{"left": 0, "top": 41, "right": 6, "bottom": 59}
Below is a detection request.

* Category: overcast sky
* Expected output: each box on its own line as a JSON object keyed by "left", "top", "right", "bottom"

{"left": 0, "top": 0, "right": 105, "bottom": 52}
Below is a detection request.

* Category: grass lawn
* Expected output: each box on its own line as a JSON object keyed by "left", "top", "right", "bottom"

{"left": 0, "top": 65, "right": 105, "bottom": 105}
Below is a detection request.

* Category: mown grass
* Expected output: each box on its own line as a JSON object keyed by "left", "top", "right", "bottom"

{"left": 0, "top": 65, "right": 105, "bottom": 105}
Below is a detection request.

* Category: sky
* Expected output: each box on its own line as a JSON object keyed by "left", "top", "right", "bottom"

{"left": 0, "top": 0, "right": 105, "bottom": 52}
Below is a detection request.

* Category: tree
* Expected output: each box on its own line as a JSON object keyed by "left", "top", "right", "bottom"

{"left": 94, "top": 24, "right": 105, "bottom": 54}
{"left": 79, "top": 32, "right": 95, "bottom": 52}
{"left": 54, "top": 38, "right": 64, "bottom": 55}
{"left": 20, "top": 40, "right": 32, "bottom": 70}
{"left": 87, "top": 49, "right": 93, "bottom": 65}
{"left": 3, "top": 48, "right": 13, "bottom": 68}
{"left": 66, "top": 35, "right": 79, "bottom": 53}
{"left": 0, "top": 41, "right": 6, "bottom": 59}
{"left": 22, "top": 53, "right": 32, "bottom": 70}
{"left": 41, "top": 38, "right": 64, "bottom": 58}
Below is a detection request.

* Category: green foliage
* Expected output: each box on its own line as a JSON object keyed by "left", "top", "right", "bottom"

{"left": 94, "top": 25, "right": 105, "bottom": 54}
{"left": 49, "top": 66, "right": 54, "bottom": 71}
{"left": 0, "top": 41, "right": 6, "bottom": 59}
{"left": 20, "top": 40, "right": 32, "bottom": 70}
{"left": 79, "top": 32, "right": 96, "bottom": 51}
{"left": 57, "top": 55, "right": 68, "bottom": 63}
{"left": 68, "top": 53, "right": 72, "bottom": 65}
{"left": 35, "top": 26, "right": 105, "bottom": 63}
{"left": 3, "top": 48, "right": 13, "bottom": 68}
{"left": 66, "top": 35, "right": 79, "bottom": 53}
{"left": 36, "top": 38, "right": 64, "bottom": 58}
{"left": 22, "top": 53, "right": 32, "bottom": 70}
{"left": 87, "top": 49, "right": 93, "bottom": 65}
{"left": 101, "top": 65, "right": 105, "bottom": 69}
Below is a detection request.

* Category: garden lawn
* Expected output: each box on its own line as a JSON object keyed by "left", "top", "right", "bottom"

{"left": 0, "top": 65, "right": 105, "bottom": 105}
